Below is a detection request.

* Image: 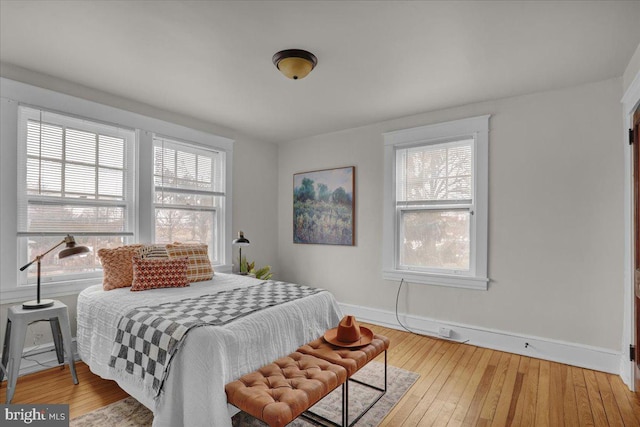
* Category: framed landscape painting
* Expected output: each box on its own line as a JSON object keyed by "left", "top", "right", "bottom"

{"left": 293, "top": 166, "right": 355, "bottom": 245}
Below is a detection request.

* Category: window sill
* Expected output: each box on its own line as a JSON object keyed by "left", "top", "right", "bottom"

{"left": 214, "top": 263, "right": 233, "bottom": 274}
{"left": 0, "top": 278, "right": 102, "bottom": 305}
{"left": 382, "top": 269, "right": 489, "bottom": 290}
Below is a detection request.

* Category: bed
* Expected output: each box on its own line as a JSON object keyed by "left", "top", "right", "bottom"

{"left": 76, "top": 273, "right": 343, "bottom": 427}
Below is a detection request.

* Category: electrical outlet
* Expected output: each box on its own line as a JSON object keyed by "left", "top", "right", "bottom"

{"left": 34, "top": 333, "right": 44, "bottom": 345}
{"left": 438, "top": 327, "right": 451, "bottom": 338}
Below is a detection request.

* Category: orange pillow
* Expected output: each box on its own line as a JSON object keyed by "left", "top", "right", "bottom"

{"left": 131, "top": 256, "right": 189, "bottom": 291}
{"left": 165, "top": 243, "right": 213, "bottom": 282}
{"left": 98, "top": 244, "right": 144, "bottom": 291}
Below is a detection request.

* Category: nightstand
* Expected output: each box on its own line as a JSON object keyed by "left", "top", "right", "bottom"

{"left": 1, "top": 300, "right": 78, "bottom": 403}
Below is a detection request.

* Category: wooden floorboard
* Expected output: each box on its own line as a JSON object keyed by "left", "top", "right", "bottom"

{"left": 2, "top": 323, "right": 640, "bottom": 426}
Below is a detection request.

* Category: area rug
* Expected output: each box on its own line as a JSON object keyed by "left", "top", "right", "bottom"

{"left": 70, "top": 361, "right": 418, "bottom": 427}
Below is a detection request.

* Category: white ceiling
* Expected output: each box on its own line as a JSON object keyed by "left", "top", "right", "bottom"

{"left": 1, "top": 1, "right": 640, "bottom": 143}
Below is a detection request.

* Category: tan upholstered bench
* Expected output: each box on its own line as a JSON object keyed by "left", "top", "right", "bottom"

{"left": 297, "top": 334, "right": 390, "bottom": 426}
{"left": 225, "top": 352, "right": 347, "bottom": 427}
{"left": 297, "top": 334, "right": 390, "bottom": 376}
{"left": 225, "top": 333, "right": 390, "bottom": 427}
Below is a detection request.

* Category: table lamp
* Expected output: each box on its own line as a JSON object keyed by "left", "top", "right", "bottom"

{"left": 19, "top": 235, "right": 90, "bottom": 309}
{"left": 232, "top": 231, "right": 250, "bottom": 275}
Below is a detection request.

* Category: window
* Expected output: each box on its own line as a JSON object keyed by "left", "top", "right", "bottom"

{"left": 17, "top": 106, "right": 135, "bottom": 285}
{"left": 383, "top": 115, "right": 490, "bottom": 289}
{"left": 153, "top": 136, "right": 225, "bottom": 263}
{"left": 1, "top": 78, "right": 234, "bottom": 303}
{"left": 396, "top": 139, "right": 473, "bottom": 271}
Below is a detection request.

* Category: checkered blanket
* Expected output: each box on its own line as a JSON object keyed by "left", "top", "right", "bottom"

{"left": 108, "top": 281, "right": 323, "bottom": 395}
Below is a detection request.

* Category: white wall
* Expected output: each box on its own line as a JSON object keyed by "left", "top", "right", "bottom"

{"left": 231, "top": 135, "right": 279, "bottom": 272}
{"left": 624, "top": 42, "right": 640, "bottom": 95}
{"left": 0, "top": 65, "right": 279, "bottom": 344}
{"left": 278, "top": 77, "right": 624, "bottom": 352}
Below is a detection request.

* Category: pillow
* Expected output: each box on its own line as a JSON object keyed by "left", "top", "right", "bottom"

{"left": 131, "top": 256, "right": 189, "bottom": 291}
{"left": 138, "top": 244, "right": 169, "bottom": 259}
{"left": 165, "top": 243, "right": 214, "bottom": 282}
{"left": 98, "top": 244, "right": 144, "bottom": 291}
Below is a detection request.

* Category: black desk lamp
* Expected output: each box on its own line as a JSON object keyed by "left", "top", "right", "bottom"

{"left": 19, "top": 235, "right": 90, "bottom": 309}
{"left": 232, "top": 231, "right": 250, "bottom": 275}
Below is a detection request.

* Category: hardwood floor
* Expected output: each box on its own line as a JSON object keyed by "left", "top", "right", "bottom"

{"left": 375, "top": 324, "right": 640, "bottom": 426}
{"left": 2, "top": 323, "right": 640, "bottom": 426}
{"left": 0, "top": 362, "right": 128, "bottom": 419}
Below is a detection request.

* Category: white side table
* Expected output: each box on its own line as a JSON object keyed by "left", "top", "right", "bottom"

{"left": 1, "top": 300, "right": 78, "bottom": 403}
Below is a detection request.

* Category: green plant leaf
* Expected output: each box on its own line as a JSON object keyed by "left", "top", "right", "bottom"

{"left": 254, "top": 265, "right": 272, "bottom": 280}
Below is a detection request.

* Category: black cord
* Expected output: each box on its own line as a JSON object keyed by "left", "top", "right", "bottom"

{"left": 22, "top": 347, "right": 60, "bottom": 369}
{"left": 395, "top": 278, "right": 416, "bottom": 334}
{"left": 395, "top": 278, "right": 469, "bottom": 344}
{"left": 22, "top": 356, "right": 59, "bottom": 369}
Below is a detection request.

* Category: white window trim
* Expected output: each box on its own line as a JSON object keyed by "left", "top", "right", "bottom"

{"left": 0, "top": 77, "right": 234, "bottom": 304}
{"left": 382, "top": 115, "right": 490, "bottom": 290}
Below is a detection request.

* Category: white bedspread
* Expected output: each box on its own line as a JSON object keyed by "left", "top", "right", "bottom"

{"left": 77, "top": 273, "right": 343, "bottom": 427}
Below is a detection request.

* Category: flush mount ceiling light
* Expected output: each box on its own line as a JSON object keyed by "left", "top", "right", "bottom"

{"left": 272, "top": 49, "right": 317, "bottom": 80}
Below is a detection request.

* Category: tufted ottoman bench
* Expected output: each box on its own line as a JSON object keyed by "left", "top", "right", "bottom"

{"left": 297, "top": 334, "right": 390, "bottom": 376}
{"left": 225, "top": 352, "right": 347, "bottom": 427}
{"left": 297, "top": 334, "right": 390, "bottom": 426}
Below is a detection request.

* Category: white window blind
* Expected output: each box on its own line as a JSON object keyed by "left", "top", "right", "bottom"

{"left": 396, "top": 139, "right": 473, "bottom": 205}
{"left": 17, "top": 106, "right": 135, "bottom": 283}
{"left": 153, "top": 136, "right": 225, "bottom": 263}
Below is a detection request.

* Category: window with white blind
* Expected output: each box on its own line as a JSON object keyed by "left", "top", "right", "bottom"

{"left": 383, "top": 116, "right": 490, "bottom": 290}
{"left": 153, "top": 136, "right": 225, "bottom": 263}
{"left": 1, "top": 79, "right": 234, "bottom": 303}
{"left": 17, "top": 106, "right": 136, "bottom": 285}
{"left": 396, "top": 139, "right": 473, "bottom": 271}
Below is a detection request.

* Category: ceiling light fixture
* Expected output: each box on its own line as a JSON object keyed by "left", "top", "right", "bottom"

{"left": 272, "top": 49, "right": 317, "bottom": 80}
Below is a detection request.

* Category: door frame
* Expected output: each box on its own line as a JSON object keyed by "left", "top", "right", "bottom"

{"left": 623, "top": 71, "right": 640, "bottom": 391}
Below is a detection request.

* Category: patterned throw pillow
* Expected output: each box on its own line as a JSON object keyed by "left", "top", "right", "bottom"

{"left": 138, "top": 244, "right": 169, "bottom": 259}
{"left": 131, "top": 256, "right": 189, "bottom": 291}
{"left": 98, "top": 244, "right": 144, "bottom": 291}
{"left": 165, "top": 243, "right": 214, "bottom": 282}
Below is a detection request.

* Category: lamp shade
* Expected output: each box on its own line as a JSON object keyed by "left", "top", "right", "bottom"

{"left": 59, "top": 243, "right": 90, "bottom": 259}
{"left": 272, "top": 49, "right": 317, "bottom": 80}
{"left": 233, "top": 231, "right": 250, "bottom": 246}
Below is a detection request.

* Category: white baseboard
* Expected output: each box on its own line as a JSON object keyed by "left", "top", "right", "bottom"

{"left": 619, "top": 357, "right": 632, "bottom": 389}
{"left": 2, "top": 309, "right": 625, "bottom": 381}
{"left": 1, "top": 340, "right": 79, "bottom": 379}
{"left": 339, "top": 302, "right": 621, "bottom": 375}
